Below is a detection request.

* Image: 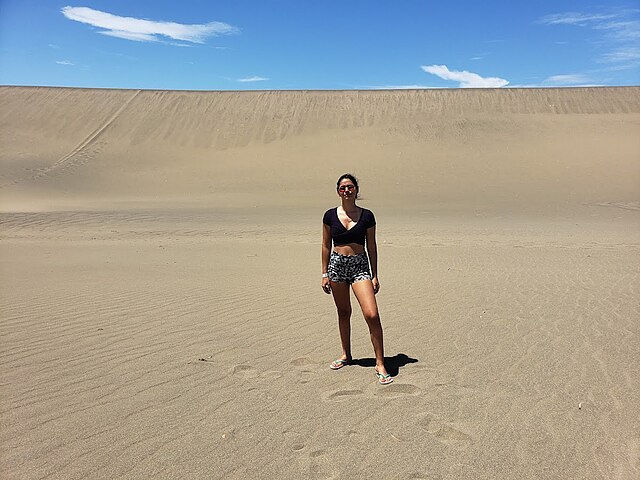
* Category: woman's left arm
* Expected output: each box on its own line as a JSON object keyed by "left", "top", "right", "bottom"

{"left": 366, "top": 225, "right": 379, "bottom": 294}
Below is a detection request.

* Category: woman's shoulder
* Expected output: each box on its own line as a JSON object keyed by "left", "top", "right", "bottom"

{"left": 360, "top": 207, "right": 376, "bottom": 225}
{"left": 322, "top": 207, "right": 337, "bottom": 224}
{"left": 323, "top": 207, "right": 337, "bottom": 216}
{"left": 360, "top": 207, "right": 376, "bottom": 217}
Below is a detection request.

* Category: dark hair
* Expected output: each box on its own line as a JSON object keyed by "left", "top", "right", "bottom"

{"left": 336, "top": 173, "right": 359, "bottom": 198}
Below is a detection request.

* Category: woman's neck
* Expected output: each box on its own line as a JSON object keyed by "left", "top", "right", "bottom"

{"left": 340, "top": 198, "right": 358, "bottom": 213}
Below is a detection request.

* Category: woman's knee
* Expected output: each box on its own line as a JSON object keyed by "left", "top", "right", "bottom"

{"left": 363, "top": 310, "right": 381, "bottom": 327}
{"left": 336, "top": 306, "right": 352, "bottom": 319}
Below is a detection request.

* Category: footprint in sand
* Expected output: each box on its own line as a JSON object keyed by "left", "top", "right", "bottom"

{"left": 417, "top": 413, "right": 472, "bottom": 449}
{"left": 231, "top": 364, "right": 258, "bottom": 377}
{"left": 259, "top": 369, "right": 283, "bottom": 381}
{"left": 321, "top": 389, "right": 364, "bottom": 402}
{"left": 283, "top": 435, "right": 336, "bottom": 479}
{"left": 375, "top": 383, "right": 421, "bottom": 398}
{"left": 305, "top": 449, "right": 337, "bottom": 479}
{"left": 290, "top": 357, "right": 315, "bottom": 366}
{"left": 282, "top": 430, "right": 307, "bottom": 452}
{"left": 296, "top": 370, "right": 315, "bottom": 384}
{"left": 230, "top": 364, "right": 283, "bottom": 381}
{"left": 290, "top": 357, "right": 318, "bottom": 384}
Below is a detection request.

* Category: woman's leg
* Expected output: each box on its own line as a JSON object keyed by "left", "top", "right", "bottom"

{"left": 330, "top": 281, "right": 352, "bottom": 361}
{"left": 351, "top": 280, "right": 389, "bottom": 376}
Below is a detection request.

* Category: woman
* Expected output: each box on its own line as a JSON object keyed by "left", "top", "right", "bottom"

{"left": 321, "top": 173, "right": 393, "bottom": 385}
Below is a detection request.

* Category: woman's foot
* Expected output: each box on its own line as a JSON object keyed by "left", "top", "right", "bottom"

{"left": 375, "top": 367, "right": 393, "bottom": 385}
{"left": 329, "top": 356, "right": 352, "bottom": 370}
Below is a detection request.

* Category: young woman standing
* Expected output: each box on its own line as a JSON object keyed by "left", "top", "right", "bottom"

{"left": 321, "top": 174, "right": 393, "bottom": 385}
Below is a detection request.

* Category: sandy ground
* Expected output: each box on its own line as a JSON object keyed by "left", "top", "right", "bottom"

{"left": 1, "top": 86, "right": 639, "bottom": 479}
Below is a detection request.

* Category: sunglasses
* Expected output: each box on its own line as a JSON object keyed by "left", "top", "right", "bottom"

{"left": 338, "top": 185, "right": 356, "bottom": 192}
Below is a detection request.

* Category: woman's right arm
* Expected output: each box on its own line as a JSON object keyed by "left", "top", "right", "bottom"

{"left": 321, "top": 223, "right": 332, "bottom": 293}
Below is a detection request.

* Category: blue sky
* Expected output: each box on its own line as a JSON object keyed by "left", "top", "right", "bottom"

{"left": 1, "top": 1, "right": 638, "bottom": 90}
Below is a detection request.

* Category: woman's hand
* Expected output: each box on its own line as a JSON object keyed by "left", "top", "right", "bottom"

{"left": 322, "top": 277, "right": 332, "bottom": 294}
{"left": 372, "top": 277, "right": 380, "bottom": 294}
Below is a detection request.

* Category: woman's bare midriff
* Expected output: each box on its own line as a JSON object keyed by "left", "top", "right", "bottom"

{"left": 333, "top": 243, "right": 366, "bottom": 255}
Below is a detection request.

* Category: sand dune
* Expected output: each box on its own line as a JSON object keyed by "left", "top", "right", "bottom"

{"left": 1, "top": 86, "right": 639, "bottom": 479}
{"left": 1, "top": 86, "right": 639, "bottom": 212}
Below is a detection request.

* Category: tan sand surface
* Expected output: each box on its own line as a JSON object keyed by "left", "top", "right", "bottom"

{"left": 1, "top": 86, "right": 639, "bottom": 479}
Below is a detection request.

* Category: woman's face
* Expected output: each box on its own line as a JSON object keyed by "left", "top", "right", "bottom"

{"left": 337, "top": 178, "right": 357, "bottom": 200}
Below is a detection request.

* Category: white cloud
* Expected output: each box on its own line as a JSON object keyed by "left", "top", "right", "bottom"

{"left": 596, "top": 20, "right": 640, "bottom": 41}
{"left": 61, "top": 6, "right": 239, "bottom": 44}
{"left": 538, "top": 12, "right": 620, "bottom": 26}
{"left": 543, "top": 74, "right": 591, "bottom": 85}
{"left": 600, "top": 47, "right": 640, "bottom": 63}
{"left": 538, "top": 9, "right": 640, "bottom": 68}
{"left": 421, "top": 64, "right": 509, "bottom": 88}
{"left": 56, "top": 60, "right": 75, "bottom": 65}
{"left": 237, "top": 76, "right": 268, "bottom": 82}
{"left": 100, "top": 30, "right": 158, "bottom": 42}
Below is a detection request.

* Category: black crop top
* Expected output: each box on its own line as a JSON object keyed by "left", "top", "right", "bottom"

{"left": 323, "top": 207, "right": 376, "bottom": 246}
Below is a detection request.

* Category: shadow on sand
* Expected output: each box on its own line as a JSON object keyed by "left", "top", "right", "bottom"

{"left": 350, "top": 353, "right": 417, "bottom": 376}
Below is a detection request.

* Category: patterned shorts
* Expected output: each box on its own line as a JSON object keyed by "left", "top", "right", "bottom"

{"left": 328, "top": 251, "right": 372, "bottom": 284}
